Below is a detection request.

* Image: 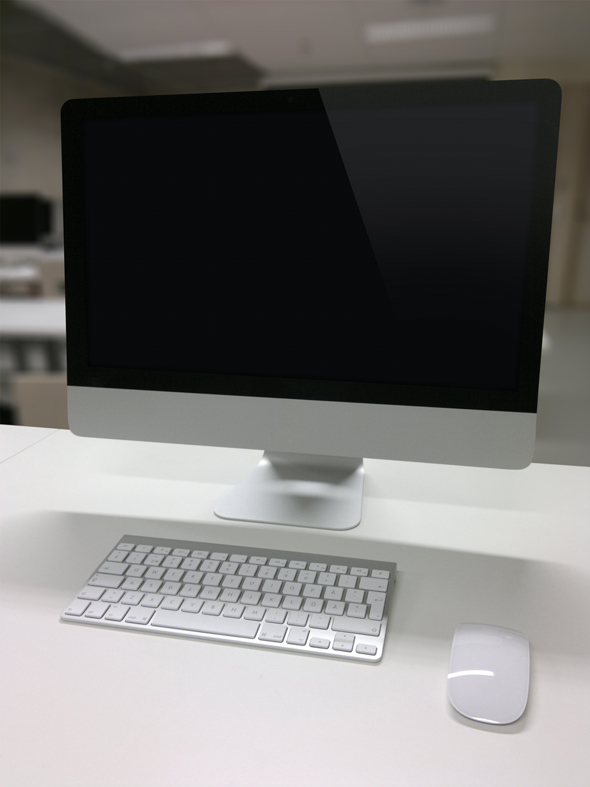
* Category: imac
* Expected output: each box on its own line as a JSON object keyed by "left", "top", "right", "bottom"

{"left": 61, "top": 79, "right": 561, "bottom": 530}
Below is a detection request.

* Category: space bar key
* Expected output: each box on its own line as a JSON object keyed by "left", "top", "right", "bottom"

{"left": 151, "top": 609, "right": 260, "bottom": 639}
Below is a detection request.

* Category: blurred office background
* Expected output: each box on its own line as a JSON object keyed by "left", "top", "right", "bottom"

{"left": 1, "top": 0, "right": 589, "bottom": 465}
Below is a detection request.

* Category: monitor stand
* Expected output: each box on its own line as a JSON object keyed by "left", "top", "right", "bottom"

{"left": 214, "top": 452, "right": 364, "bottom": 530}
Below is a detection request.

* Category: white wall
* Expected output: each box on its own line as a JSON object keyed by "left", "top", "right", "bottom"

{"left": 1, "top": 54, "right": 127, "bottom": 199}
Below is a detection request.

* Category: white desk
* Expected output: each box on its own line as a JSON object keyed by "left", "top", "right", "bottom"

{"left": 1, "top": 427, "right": 589, "bottom": 787}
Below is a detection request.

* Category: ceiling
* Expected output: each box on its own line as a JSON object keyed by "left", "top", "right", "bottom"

{"left": 16, "top": 0, "right": 590, "bottom": 86}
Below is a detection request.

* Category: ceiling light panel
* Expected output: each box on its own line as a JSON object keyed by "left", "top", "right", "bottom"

{"left": 365, "top": 14, "right": 497, "bottom": 45}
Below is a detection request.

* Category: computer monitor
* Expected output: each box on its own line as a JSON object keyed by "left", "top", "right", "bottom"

{"left": 62, "top": 79, "right": 561, "bottom": 531}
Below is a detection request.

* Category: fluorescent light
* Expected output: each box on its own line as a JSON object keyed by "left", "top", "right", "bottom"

{"left": 448, "top": 670, "right": 495, "bottom": 679}
{"left": 365, "top": 14, "right": 496, "bottom": 45}
{"left": 119, "top": 40, "right": 234, "bottom": 63}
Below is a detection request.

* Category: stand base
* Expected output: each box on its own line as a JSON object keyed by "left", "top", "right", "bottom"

{"left": 214, "top": 452, "right": 364, "bottom": 530}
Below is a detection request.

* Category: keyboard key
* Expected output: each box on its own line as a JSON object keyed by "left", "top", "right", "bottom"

{"left": 333, "top": 640, "right": 353, "bottom": 652}
{"left": 108, "top": 551, "right": 128, "bottom": 562}
{"left": 230, "top": 554, "right": 247, "bottom": 563}
{"left": 298, "top": 570, "right": 316, "bottom": 583}
{"left": 309, "top": 563, "right": 327, "bottom": 572}
{"left": 249, "top": 556, "right": 267, "bottom": 565}
{"left": 332, "top": 617, "right": 382, "bottom": 637}
{"left": 259, "top": 623, "right": 287, "bottom": 643}
{"left": 210, "top": 552, "right": 228, "bottom": 561}
{"left": 372, "top": 570, "right": 390, "bottom": 579}
{"left": 202, "top": 573, "right": 222, "bottom": 587}
{"left": 102, "top": 589, "right": 124, "bottom": 603}
{"left": 143, "top": 554, "right": 164, "bottom": 566}
{"left": 309, "top": 637, "right": 330, "bottom": 649}
{"left": 135, "top": 545, "right": 153, "bottom": 553}
{"left": 289, "top": 561, "right": 306, "bottom": 570}
{"left": 161, "top": 582, "right": 181, "bottom": 595}
{"left": 219, "top": 588, "right": 241, "bottom": 603}
{"left": 242, "top": 578, "right": 262, "bottom": 591}
{"left": 258, "top": 566, "right": 277, "bottom": 579}
{"left": 191, "top": 550, "right": 208, "bottom": 559}
{"left": 202, "top": 601, "right": 224, "bottom": 616}
{"left": 302, "top": 584, "right": 322, "bottom": 598}
{"left": 325, "top": 600, "right": 345, "bottom": 616}
{"left": 309, "top": 614, "right": 330, "bottom": 629}
{"left": 287, "top": 611, "right": 308, "bottom": 627}
{"left": 121, "top": 577, "right": 143, "bottom": 591}
{"left": 324, "top": 587, "right": 343, "bottom": 601}
{"left": 283, "top": 582, "right": 302, "bottom": 596}
{"left": 330, "top": 565, "right": 348, "bottom": 574}
{"left": 181, "top": 558, "right": 201, "bottom": 571}
{"left": 121, "top": 592, "right": 143, "bottom": 606}
{"left": 181, "top": 599, "right": 203, "bottom": 614}
{"left": 240, "top": 591, "right": 261, "bottom": 606}
{"left": 125, "top": 553, "right": 145, "bottom": 565}
{"left": 163, "top": 556, "right": 182, "bottom": 569}
{"left": 141, "top": 594, "right": 163, "bottom": 608}
{"left": 126, "top": 565, "right": 147, "bottom": 578}
{"left": 317, "top": 573, "right": 336, "bottom": 586}
{"left": 64, "top": 599, "right": 90, "bottom": 616}
{"left": 303, "top": 599, "right": 323, "bottom": 613}
{"left": 77, "top": 586, "right": 104, "bottom": 600}
{"left": 345, "top": 589, "right": 364, "bottom": 603}
{"left": 261, "top": 594, "right": 282, "bottom": 608}
{"left": 369, "top": 603, "right": 385, "bottom": 621}
{"left": 347, "top": 603, "right": 367, "bottom": 619}
{"left": 350, "top": 567, "right": 368, "bottom": 576}
{"left": 359, "top": 577, "right": 388, "bottom": 592}
{"left": 262, "top": 580, "right": 282, "bottom": 594}
{"left": 117, "top": 543, "right": 134, "bottom": 551}
{"left": 141, "top": 579, "right": 162, "bottom": 593}
{"left": 287, "top": 628, "right": 309, "bottom": 646}
{"left": 85, "top": 601, "right": 109, "bottom": 619}
{"left": 179, "top": 584, "right": 201, "bottom": 598}
{"left": 161, "top": 596, "right": 183, "bottom": 611}
{"left": 356, "top": 643, "right": 378, "bottom": 656}
{"left": 223, "top": 604, "right": 245, "bottom": 619}
{"left": 88, "top": 573, "right": 124, "bottom": 589}
{"left": 219, "top": 562, "right": 238, "bottom": 575}
{"left": 367, "top": 591, "right": 386, "bottom": 605}
{"left": 200, "top": 586, "right": 221, "bottom": 601}
{"left": 244, "top": 606, "right": 265, "bottom": 621}
{"left": 269, "top": 558, "right": 287, "bottom": 568}
{"left": 221, "top": 575, "right": 241, "bottom": 589}
{"left": 200, "top": 561, "right": 219, "bottom": 573}
{"left": 185, "top": 571, "right": 204, "bottom": 584}
{"left": 154, "top": 546, "right": 171, "bottom": 555}
{"left": 126, "top": 609, "right": 155, "bottom": 625}
{"left": 282, "top": 596, "right": 303, "bottom": 611}
{"left": 238, "top": 564, "right": 258, "bottom": 577}
{"left": 172, "top": 549, "right": 190, "bottom": 557}
{"left": 164, "top": 568, "right": 184, "bottom": 582}
{"left": 104, "top": 604, "right": 130, "bottom": 621}
{"left": 265, "top": 609, "right": 287, "bottom": 624}
{"left": 337, "top": 575, "right": 357, "bottom": 589}
{"left": 145, "top": 567, "right": 166, "bottom": 580}
{"left": 277, "top": 568, "right": 297, "bottom": 581}
{"left": 152, "top": 610, "right": 260, "bottom": 639}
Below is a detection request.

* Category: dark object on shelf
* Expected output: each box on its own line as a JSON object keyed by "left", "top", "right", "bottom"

{"left": 1, "top": 194, "right": 52, "bottom": 244}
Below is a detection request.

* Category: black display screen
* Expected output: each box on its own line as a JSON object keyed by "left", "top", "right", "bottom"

{"left": 62, "top": 81, "right": 560, "bottom": 411}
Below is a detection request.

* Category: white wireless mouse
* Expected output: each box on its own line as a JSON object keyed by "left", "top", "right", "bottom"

{"left": 448, "top": 623, "right": 530, "bottom": 725}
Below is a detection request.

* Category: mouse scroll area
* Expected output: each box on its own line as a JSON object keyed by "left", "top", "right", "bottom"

{"left": 448, "top": 623, "right": 530, "bottom": 725}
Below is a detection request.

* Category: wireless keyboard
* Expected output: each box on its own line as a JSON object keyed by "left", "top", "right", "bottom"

{"left": 61, "top": 535, "right": 396, "bottom": 662}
